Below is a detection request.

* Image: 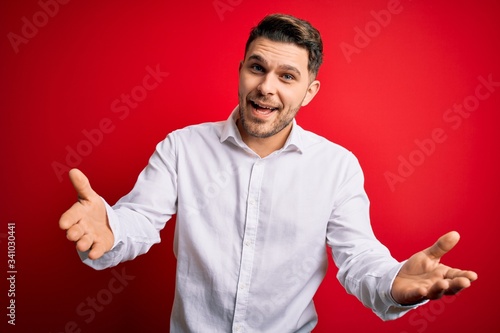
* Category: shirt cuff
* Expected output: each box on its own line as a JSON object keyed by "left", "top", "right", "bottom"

{"left": 102, "top": 197, "right": 122, "bottom": 250}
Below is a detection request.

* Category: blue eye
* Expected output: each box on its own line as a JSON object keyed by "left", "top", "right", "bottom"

{"left": 250, "top": 64, "right": 264, "bottom": 72}
{"left": 282, "top": 74, "right": 295, "bottom": 81}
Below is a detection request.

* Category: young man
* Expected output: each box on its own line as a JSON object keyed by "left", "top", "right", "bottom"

{"left": 59, "top": 14, "right": 477, "bottom": 332}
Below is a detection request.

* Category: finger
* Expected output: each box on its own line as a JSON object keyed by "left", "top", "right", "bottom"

{"left": 69, "top": 168, "right": 97, "bottom": 202}
{"left": 66, "top": 223, "right": 85, "bottom": 242}
{"left": 76, "top": 234, "right": 94, "bottom": 252}
{"left": 463, "top": 270, "right": 478, "bottom": 282}
{"left": 445, "top": 268, "right": 479, "bottom": 282}
{"left": 401, "top": 286, "right": 428, "bottom": 305}
{"left": 427, "top": 279, "right": 449, "bottom": 300}
{"left": 88, "top": 241, "right": 107, "bottom": 260}
{"left": 444, "top": 277, "right": 472, "bottom": 295}
{"left": 59, "top": 201, "right": 86, "bottom": 230}
{"left": 425, "top": 231, "right": 460, "bottom": 260}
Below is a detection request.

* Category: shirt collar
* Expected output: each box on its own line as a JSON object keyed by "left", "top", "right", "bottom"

{"left": 220, "top": 106, "right": 304, "bottom": 154}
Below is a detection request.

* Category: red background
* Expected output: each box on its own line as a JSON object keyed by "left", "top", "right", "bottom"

{"left": 1, "top": 0, "right": 499, "bottom": 332}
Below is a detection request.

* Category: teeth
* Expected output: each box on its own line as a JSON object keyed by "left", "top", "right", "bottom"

{"left": 252, "top": 101, "right": 276, "bottom": 110}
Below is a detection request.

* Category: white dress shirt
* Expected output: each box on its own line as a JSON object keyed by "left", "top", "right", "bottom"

{"left": 82, "top": 108, "right": 418, "bottom": 332}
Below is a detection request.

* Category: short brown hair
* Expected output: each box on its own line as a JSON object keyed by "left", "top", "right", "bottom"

{"left": 245, "top": 13, "right": 324, "bottom": 77}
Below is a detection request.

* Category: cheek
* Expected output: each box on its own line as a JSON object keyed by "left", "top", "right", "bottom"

{"left": 292, "top": 86, "right": 310, "bottom": 106}
{"left": 238, "top": 76, "right": 252, "bottom": 97}
{"left": 238, "top": 82, "right": 247, "bottom": 100}
{"left": 281, "top": 90, "right": 302, "bottom": 108}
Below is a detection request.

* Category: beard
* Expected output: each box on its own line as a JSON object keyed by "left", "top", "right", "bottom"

{"left": 238, "top": 93, "right": 301, "bottom": 139}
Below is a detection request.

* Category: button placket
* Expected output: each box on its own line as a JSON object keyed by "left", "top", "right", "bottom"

{"left": 232, "top": 159, "right": 265, "bottom": 332}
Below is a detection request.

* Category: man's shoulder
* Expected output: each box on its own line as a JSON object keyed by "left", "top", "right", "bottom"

{"left": 170, "top": 120, "right": 226, "bottom": 139}
{"left": 298, "top": 126, "right": 352, "bottom": 157}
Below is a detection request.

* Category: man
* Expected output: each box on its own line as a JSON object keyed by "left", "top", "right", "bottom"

{"left": 59, "top": 14, "right": 477, "bottom": 332}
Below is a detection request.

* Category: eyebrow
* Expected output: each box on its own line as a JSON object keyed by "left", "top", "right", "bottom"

{"left": 247, "top": 54, "right": 302, "bottom": 78}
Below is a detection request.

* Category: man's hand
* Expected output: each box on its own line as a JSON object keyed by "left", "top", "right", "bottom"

{"left": 59, "top": 169, "right": 114, "bottom": 260}
{"left": 391, "top": 231, "right": 478, "bottom": 305}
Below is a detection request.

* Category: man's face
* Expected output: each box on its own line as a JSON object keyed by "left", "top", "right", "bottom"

{"left": 238, "top": 37, "right": 320, "bottom": 139}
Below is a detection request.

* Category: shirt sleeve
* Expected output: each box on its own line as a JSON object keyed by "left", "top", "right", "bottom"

{"left": 79, "top": 134, "right": 178, "bottom": 270}
{"left": 326, "top": 152, "right": 424, "bottom": 320}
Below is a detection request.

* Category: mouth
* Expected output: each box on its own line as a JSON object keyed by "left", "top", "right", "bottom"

{"left": 249, "top": 100, "right": 279, "bottom": 116}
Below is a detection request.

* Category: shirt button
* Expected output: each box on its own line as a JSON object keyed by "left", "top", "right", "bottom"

{"left": 244, "top": 240, "right": 251, "bottom": 247}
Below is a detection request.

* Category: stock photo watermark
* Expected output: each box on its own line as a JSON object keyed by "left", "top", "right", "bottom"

{"left": 400, "top": 294, "right": 459, "bottom": 333}
{"left": 384, "top": 73, "right": 499, "bottom": 192}
{"left": 5, "top": 221, "right": 17, "bottom": 326}
{"left": 7, "top": 0, "right": 72, "bottom": 54}
{"left": 50, "top": 267, "right": 135, "bottom": 333}
{"left": 340, "top": 0, "right": 413, "bottom": 64}
{"left": 51, "top": 64, "right": 169, "bottom": 182}
{"left": 213, "top": 0, "right": 243, "bottom": 21}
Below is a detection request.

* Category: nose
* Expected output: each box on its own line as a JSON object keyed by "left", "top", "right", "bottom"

{"left": 257, "top": 73, "right": 277, "bottom": 96}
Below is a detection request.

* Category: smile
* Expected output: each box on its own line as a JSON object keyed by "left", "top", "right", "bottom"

{"left": 250, "top": 100, "right": 279, "bottom": 112}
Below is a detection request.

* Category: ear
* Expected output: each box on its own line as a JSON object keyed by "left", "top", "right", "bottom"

{"left": 301, "top": 80, "right": 321, "bottom": 107}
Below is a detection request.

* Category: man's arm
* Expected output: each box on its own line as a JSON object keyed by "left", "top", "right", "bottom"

{"left": 327, "top": 153, "right": 477, "bottom": 320}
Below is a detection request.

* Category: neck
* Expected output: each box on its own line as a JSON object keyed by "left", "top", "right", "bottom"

{"left": 236, "top": 120, "right": 292, "bottom": 158}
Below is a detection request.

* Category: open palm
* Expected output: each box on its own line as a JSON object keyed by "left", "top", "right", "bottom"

{"left": 391, "top": 231, "right": 478, "bottom": 305}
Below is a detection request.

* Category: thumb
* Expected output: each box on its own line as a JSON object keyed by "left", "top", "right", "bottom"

{"left": 425, "top": 231, "right": 460, "bottom": 260}
{"left": 69, "top": 168, "right": 97, "bottom": 202}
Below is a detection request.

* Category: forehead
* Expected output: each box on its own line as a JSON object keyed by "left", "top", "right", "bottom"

{"left": 244, "top": 37, "right": 309, "bottom": 70}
